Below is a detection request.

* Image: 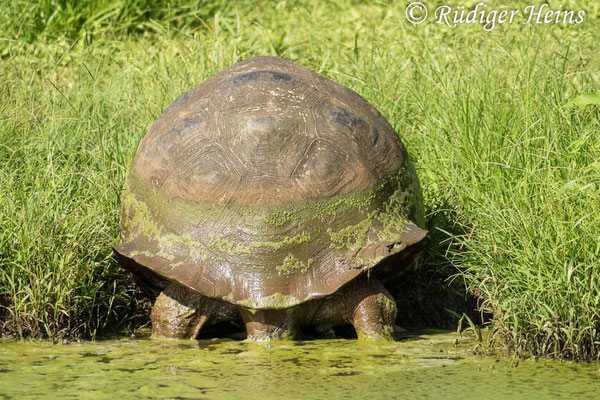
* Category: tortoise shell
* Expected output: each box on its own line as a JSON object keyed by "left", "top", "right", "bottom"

{"left": 115, "top": 56, "right": 426, "bottom": 309}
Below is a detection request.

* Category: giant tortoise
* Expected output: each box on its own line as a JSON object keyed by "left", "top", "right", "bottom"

{"left": 114, "top": 56, "right": 427, "bottom": 341}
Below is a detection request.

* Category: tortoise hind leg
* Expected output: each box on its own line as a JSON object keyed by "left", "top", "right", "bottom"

{"left": 150, "top": 282, "right": 238, "bottom": 339}
{"left": 239, "top": 309, "right": 300, "bottom": 341}
{"left": 344, "top": 275, "right": 397, "bottom": 341}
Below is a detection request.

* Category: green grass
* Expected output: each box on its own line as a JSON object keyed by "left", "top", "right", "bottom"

{"left": 1, "top": 0, "right": 599, "bottom": 359}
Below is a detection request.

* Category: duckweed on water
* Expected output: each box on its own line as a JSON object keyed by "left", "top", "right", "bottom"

{"left": 1, "top": 330, "right": 598, "bottom": 399}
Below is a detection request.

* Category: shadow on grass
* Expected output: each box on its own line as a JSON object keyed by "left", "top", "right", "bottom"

{"left": 389, "top": 200, "right": 481, "bottom": 329}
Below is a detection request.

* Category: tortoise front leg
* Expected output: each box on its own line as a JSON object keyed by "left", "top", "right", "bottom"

{"left": 150, "top": 282, "right": 237, "bottom": 339}
{"left": 344, "top": 275, "right": 397, "bottom": 341}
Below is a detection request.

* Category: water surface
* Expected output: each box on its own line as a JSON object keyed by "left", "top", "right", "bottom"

{"left": 0, "top": 330, "right": 598, "bottom": 399}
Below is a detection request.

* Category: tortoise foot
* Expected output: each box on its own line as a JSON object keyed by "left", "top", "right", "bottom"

{"left": 346, "top": 275, "right": 397, "bottom": 341}
{"left": 240, "top": 309, "right": 299, "bottom": 341}
{"left": 150, "top": 283, "right": 239, "bottom": 339}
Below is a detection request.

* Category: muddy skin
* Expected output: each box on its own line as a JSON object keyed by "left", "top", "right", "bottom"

{"left": 150, "top": 284, "right": 241, "bottom": 339}
{"left": 151, "top": 274, "right": 396, "bottom": 341}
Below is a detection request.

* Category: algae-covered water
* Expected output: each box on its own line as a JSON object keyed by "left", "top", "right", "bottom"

{"left": 1, "top": 330, "right": 598, "bottom": 399}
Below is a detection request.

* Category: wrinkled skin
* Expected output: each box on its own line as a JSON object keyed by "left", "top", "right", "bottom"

{"left": 151, "top": 274, "right": 396, "bottom": 341}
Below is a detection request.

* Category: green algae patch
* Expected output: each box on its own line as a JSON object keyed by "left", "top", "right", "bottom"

{"left": 264, "top": 210, "right": 296, "bottom": 226}
{"left": 1, "top": 330, "right": 599, "bottom": 400}
{"left": 328, "top": 212, "right": 377, "bottom": 250}
{"left": 248, "top": 232, "right": 312, "bottom": 251}
{"left": 235, "top": 293, "right": 300, "bottom": 309}
{"left": 120, "top": 188, "right": 162, "bottom": 241}
{"left": 206, "top": 236, "right": 252, "bottom": 256}
{"left": 308, "top": 188, "right": 377, "bottom": 222}
{"left": 276, "top": 254, "right": 313, "bottom": 276}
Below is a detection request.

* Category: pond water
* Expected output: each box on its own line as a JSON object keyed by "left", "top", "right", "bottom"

{"left": 0, "top": 330, "right": 598, "bottom": 399}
